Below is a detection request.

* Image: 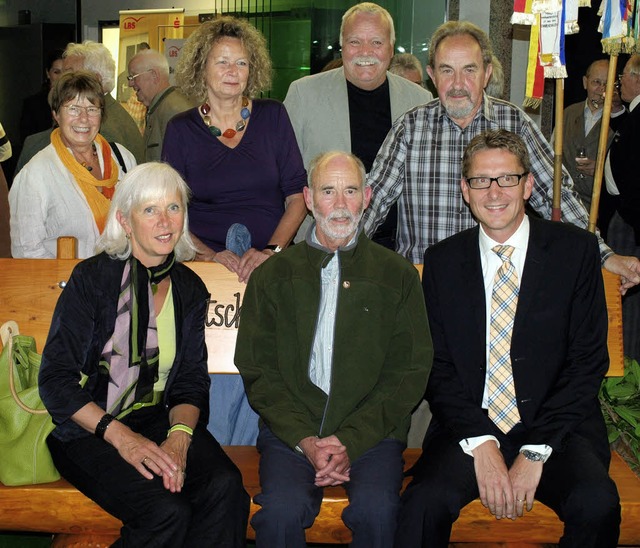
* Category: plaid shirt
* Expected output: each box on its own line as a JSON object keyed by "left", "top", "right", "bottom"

{"left": 363, "top": 95, "right": 612, "bottom": 263}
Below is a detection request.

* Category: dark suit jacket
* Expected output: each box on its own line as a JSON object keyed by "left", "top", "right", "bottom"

{"left": 609, "top": 103, "right": 640, "bottom": 242}
{"left": 422, "top": 216, "right": 609, "bottom": 458}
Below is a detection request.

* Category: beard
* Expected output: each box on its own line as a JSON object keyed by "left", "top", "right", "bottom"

{"left": 442, "top": 88, "right": 476, "bottom": 120}
{"left": 313, "top": 205, "right": 364, "bottom": 242}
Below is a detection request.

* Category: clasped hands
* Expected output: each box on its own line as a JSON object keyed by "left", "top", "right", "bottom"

{"left": 472, "top": 440, "right": 543, "bottom": 521}
{"left": 298, "top": 435, "right": 351, "bottom": 487}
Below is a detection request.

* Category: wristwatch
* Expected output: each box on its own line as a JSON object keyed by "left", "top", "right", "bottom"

{"left": 520, "top": 449, "right": 546, "bottom": 462}
{"left": 264, "top": 244, "right": 283, "bottom": 253}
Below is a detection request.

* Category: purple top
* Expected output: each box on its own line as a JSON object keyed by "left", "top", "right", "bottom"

{"left": 162, "top": 99, "right": 306, "bottom": 251}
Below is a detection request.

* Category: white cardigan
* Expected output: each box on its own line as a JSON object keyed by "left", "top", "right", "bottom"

{"left": 9, "top": 142, "right": 136, "bottom": 258}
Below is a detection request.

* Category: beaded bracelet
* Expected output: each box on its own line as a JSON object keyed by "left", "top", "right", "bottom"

{"left": 95, "top": 413, "right": 116, "bottom": 439}
{"left": 167, "top": 423, "right": 194, "bottom": 437}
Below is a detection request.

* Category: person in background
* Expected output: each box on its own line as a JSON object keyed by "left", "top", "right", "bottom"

{"left": 40, "top": 162, "right": 250, "bottom": 548}
{"left": 604, "top": 54, "right": 640, "bottom": 363}
{"left": 163, "top": 16, "right": 307, "bottom": 447}
{"left": 236, "top": 151, "right": 432, "bottom": 547}
{"left": 560, "top": 59, "right": 625, "bottom": 213}
{"left": 20, "top": 49, "right": 64, "bottom": 143}
{"left": 389, "top": 52, "right": 424, "bottom": 86}
{"left": 284, "top": 2, "right": 432, "bottom": 249}
{"left": 9, "top": 71, "right": 136, "bottom": 258}
{"left": 15, "top": 40, "right": 145, "bottom": 174}
{"left": 0, "top": 122, "right": 11, "bottom": 162}
{"left": 128, "top": 49, "right": 194, "bottom": 162}
{"left": 0, "top": 122, "right": 11, "bottom": 257}
{"left": 485, "top": 54, "right": 505, "bottom": 99}
{"left": 363, "top": 20, "right": 640, "bottom": 293}
{"left": 396, "top": 129, "right": 620, "bottom": 548}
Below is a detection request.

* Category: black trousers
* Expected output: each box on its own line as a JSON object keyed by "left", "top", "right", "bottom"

{"left": 48, "top": 407, "right": 250, "bottom": 548}
{"left": 395, "top": 424, "right": 620, "bottom": 548}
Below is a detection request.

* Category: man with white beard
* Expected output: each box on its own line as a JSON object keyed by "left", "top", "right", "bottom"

{"left": 235, "top": 151, "right": 433, "bottom": 548}
{"left": 284, "top": 2, "right": 431, "bottom": 249}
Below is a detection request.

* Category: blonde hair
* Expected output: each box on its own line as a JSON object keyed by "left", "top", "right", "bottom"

{"left": 97, "top": 163, "right": 197, "bottom": 262}
{"left": 175, "top": 17, "right": 272, "bottom": 102}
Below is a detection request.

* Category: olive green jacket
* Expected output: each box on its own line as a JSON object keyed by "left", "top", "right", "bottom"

{"left": 235, "top": 230, "right": 433, "bottom": 461}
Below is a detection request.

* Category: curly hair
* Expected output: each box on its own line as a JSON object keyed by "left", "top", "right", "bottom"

{"left": 175, "top": 16, "right": 272, "bottom": 102}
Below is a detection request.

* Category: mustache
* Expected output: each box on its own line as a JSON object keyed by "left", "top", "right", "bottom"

{"left": 327, "top": 208, "right": 357, "bottom": 223}
{"left": 352, "top": 56, "right": 381, "bottom": 66}
{"left": 446, "top": 89, "right": 471, "bottom": 99}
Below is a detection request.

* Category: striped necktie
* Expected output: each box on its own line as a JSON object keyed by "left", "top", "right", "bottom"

{"left": 488, "top": 245, "right": 521, "bottom": 433}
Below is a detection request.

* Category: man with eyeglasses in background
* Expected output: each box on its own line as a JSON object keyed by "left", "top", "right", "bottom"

{"left": 127, "top": 49, "right": 194, "bottom": 162}
{"left": 396, "top": 129, "right": 620, "bottom": 548}
{"left": 559, "top": 59, "right": 625, "bottom": 215}
{"left": 363, "top": 20, "right": 640, "bottom": 294}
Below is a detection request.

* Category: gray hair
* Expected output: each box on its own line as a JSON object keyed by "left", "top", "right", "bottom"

{"left": 389, "top": 53, "right": 424, "bottom": 80}
{"left": 485, "top": 55, "right": 505, "bottom": 98}
{"left": 64, "top": 40, "right": 116, "bottom": 94}
{"left": 340, "top": 2, "right": 396, "bottom": 47}
{"left": 428, "top": 21, "right": 494, "bottom": 70}
{"left": 130, "top": 48, "right": 170, "bottom": 78}
{"left": 307, "top": 151, "right": 367, "bottom": 189}
{"left": 97, "top": 162, "right": 197, "bottom": 262}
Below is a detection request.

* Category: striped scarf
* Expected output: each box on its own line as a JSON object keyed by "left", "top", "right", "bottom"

{"left": 100, "top": 253, "right": 175, "bottom": 418}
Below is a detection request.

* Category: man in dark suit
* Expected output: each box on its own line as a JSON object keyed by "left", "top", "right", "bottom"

{"left": 605, "top": 54, "right": 640, "bottom": 362}
{"left": 607, "top": 54, "right": 640, "bottom": 242}
{"left": 396, "top": 129, "right": 620, "bottom": 548}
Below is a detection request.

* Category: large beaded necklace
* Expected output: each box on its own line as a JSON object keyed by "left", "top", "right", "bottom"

{"left": 200, "top": 96, "right": 251, "bottom": 138}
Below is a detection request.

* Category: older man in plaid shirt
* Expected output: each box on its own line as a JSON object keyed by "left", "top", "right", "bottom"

{"left": 363, "top": 20, "right": 640, "bottom": 293}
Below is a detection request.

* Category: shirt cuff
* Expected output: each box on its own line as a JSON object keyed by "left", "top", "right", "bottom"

{"left": 459, "top": 435, "right": 499, "bottom": 457}
{"left": 520, "top": 444, "right": 553, "bottom": 463}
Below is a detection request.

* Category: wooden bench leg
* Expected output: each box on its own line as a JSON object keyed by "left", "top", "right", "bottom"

{"left": 51, "top": 534, "right": 120, "bottom": 547}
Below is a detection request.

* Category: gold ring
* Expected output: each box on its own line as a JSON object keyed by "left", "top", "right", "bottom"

{"left": 516, "top": 498, "right": 525, "bottom": 502}
{"left": 142, "top": 457, "right": 148, "bottom": 464}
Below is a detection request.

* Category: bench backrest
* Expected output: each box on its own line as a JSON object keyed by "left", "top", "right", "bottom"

{"left": 0, "top": 259, "right": 624, "bottom": 376}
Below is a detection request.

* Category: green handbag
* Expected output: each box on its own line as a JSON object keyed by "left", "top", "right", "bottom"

{"left": 0, "top": 322, "right": 60, "bottom": 485}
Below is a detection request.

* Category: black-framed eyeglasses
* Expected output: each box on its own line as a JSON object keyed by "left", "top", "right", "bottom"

{"left": 127, "top": 69, "right": 152, "bottom": 82}
{"left": 465, "top": 173, "right": 528, "bottom": 190}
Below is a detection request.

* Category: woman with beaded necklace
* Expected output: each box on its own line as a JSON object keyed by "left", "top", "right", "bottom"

{"left": 163, "top": 16, "right": 307, "bottom": 285}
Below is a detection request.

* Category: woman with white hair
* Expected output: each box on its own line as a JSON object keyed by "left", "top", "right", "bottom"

{"left": 39, "top": 162, "right": 249, "bottom": 547}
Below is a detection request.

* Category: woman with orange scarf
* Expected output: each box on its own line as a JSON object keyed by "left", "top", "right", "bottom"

{"left": 9, "top": 71, "right": 136, "bottom": 258}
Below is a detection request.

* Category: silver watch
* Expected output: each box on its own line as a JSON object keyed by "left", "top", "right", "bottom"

{"left": 520, "top": 449, "right": 545, "bottom": 462}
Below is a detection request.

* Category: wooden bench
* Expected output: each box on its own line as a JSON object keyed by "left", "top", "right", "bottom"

{"left": 0, "top": 258, "right": 637, "bottom": 547}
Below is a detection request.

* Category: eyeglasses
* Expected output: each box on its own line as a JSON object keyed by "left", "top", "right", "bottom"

{"left": 619, "top": 71, "right": 639, "bottom": 80}
{"left": 61, "top": 105, "right": 102, "bottom": 118}
{"left": 127, "top": 69, "right": 152, "bottom": 82}
{"left": 465, "top": 173, "right": 528, "bottom": 190}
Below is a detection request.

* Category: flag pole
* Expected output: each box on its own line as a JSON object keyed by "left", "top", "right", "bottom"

{"left": 552, "top": 78, "right": 564, "bottom": 221}
{"left": 588, "top": 55, "right": 618, "bottom": 233}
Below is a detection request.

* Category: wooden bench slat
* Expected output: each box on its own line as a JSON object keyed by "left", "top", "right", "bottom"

{"left": 1, "top": 449, "right": 638, "bottom": 545}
